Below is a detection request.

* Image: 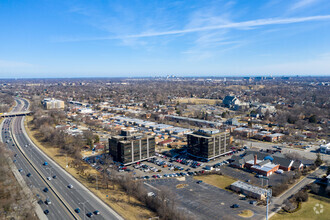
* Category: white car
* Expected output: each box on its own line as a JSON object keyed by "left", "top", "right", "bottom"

{"left": 68, "top": 184, "right": 73, "bottom": 189}
{"left": 47, "top": 177, "right": 52, "bottom": 181}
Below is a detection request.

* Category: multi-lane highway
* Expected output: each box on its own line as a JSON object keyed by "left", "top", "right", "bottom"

{"left": 1, "top": 99, "right": 123, "bottom": 220}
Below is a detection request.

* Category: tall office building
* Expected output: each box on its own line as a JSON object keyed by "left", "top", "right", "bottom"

{"left": 187, "top": 128, "right": 231, "bottom": 160}
{"left": 109, "top": 128, "right": 155, "bottom": 165}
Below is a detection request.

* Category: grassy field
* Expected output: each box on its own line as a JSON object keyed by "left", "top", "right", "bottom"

{"left": 24, "top": 116, "right": 156, "bottom": 220}
{"left": 271, "top": 193, "right": 330, "bottom": 220}
{"left": 193, "top": 174, "right": 237, "bottom": 190}
{"left": 175, "top": 98, "right": 222, "bottom": 105}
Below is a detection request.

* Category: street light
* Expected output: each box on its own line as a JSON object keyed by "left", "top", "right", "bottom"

{"left": 94, "top": 174, "right": 98, "bottom": 191}
{"left": 79, "top": 200, "right": 89, "bottom": 220}
{"left": 266, "top": 188, "right": 272, "bottom": 220}
{"left": 46, "top": 167, "right": 52, "bottom": 179}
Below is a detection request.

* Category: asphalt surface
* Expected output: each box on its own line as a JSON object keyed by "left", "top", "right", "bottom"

{"left": 144, "top": 177, "right": 265, "bottom": 220}
{"left": 1, "top": 99, "right": 123, "bottom": 220}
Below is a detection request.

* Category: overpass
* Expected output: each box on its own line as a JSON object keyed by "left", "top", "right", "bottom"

{"left": 0, "top": 111, "right": 32, "bottom": 117}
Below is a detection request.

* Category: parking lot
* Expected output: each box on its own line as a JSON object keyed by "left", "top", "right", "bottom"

{"left": 144, "top": 177, "right": 265, "bottom": 220}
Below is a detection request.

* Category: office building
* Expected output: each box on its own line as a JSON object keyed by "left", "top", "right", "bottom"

{"left": 187, "top": 128, "right": 231, "bottom": 160}
{"left": 109, "top": 128, "right": 155, "bottom": 165}
{"left": 42, "top": 98, "right": 65, "bottom": 109}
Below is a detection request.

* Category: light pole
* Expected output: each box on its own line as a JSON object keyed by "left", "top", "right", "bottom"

{"left": 46, "top": 167, "right": 52, "bottom": 178}
{"left": 94, "top": 174, "right": 98, "bottom": 190}
{"left": 266, "top": 188, "right": 272, "bottom": 220}
{"left": 79, "top": 200, "right": 88, "bottom": 220}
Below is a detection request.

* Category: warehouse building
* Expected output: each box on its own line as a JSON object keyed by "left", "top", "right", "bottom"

{"left": 187, "top": 128, "right": 231, "bottom": 160}
{"left": 109, "top": 128, "right": 155, "bottom": 165}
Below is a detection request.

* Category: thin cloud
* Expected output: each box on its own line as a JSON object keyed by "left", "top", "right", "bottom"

{"left": 290, "top": 0, "right": 319, "bottom": 11}
{"left": 56, "top": 15, "right": 330, "bottom": 42}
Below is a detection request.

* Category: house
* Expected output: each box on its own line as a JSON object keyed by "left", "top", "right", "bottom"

{"left": 223, "top": 96, "right": 240, "bottom": 108}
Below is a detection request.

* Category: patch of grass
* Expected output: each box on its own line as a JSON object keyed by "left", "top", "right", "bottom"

{"left": 238, "top": 209, "right": 254, "bottom": 218}
{"left": 24, "top": 116, "right": 155, "bottom": 220}
{"left": 176, "top": 184, "right": 188, "bottom": 189}
{"left": 271, "top": 193, "right": 330, "bottom": 220}
{"left": 193, "top": 175, "right": 237, "bottom": 190}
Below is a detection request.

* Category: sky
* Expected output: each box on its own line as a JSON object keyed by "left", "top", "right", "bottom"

{"left": 1, "top": 0, "right": 330, "bottom": 78}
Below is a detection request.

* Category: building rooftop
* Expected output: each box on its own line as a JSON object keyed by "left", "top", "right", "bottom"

{"left": 231, "top": 181, "right": 269, "bottom": 196}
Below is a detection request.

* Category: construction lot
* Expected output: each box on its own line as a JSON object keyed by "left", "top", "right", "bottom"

{"left": 143, "top": 176, "right": 266, "bottom": 220}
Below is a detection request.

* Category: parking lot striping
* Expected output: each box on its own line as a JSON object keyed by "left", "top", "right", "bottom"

{"left": 143, "top": 182, "right": 160, "bottom": 191}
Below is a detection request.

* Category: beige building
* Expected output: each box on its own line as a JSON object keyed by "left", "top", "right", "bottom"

{"left": 42, "top": 98, "right": 65, "bottom": 109}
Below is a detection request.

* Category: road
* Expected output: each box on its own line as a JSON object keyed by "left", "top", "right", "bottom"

{"left": 1, "top": 99, "right": 123, "bottom": 220}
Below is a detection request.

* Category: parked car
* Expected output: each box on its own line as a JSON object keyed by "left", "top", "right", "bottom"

{"left": 45, "top": 199, "right": 51, "bottom": 205}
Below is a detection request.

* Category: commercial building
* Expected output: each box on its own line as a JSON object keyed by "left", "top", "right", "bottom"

{"left": 319, "top": 143, "right": 330, "bottom": 154}
{"left": 230, "top": 181, "right": 269, "bottom": 200}
{"left": 187, "top": 128, "right": 231, "bottom": 160}
{"left": 231, "top": 150, "right": 302, "bottom": 176}
{"left": 109, "top": 128, "right": 155, "bottom": 165}
{"left": 244, "top": 155, "right": 280, "bottom": 177}
{"left": 42, "top": 98, "right": 65, "bottom": 110}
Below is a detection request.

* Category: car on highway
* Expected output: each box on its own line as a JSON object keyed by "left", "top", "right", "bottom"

{"left": 75, "top": 208, "right": 81, "bottom": 213}
{"left": 44, "top": 209, "right": 49, "bottom": 215}
{"left": 38, "top": 199, "right": 43, "bottom": 204}
{"left": 196, "top": 180, "right": 203, "bottom": 184}
{"left": 27, "top": 173, "right": 31, "bottom": 177}
{"left": 52, "top": 175, "right": 57, "bottom": 179}
{"left": 18, "top": 169, "right": 23, "bottom": 172}
{"left": 93, "top": 210, "right": 100, "bottom": 215}
{"left": 86, "top": 212, "right": 93, "bottom": 218}
{"left": 45, "top": 198, "right": 51, "bottom": 205}
{"left": 47, "top": 177, "right": 52, "bottom": 181}
{"left": 43, "top": 187, "right": 49, "bottom": 192}
{"left": 43, "top": 162, "right": 48, "bottom": 166}
{"left": 68, "top": 184, "right": 73, "bottom": 189}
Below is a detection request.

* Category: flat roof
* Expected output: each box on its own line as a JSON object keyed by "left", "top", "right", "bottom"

{"left": 231, "top": 181, "right": 269, "bottom": 196}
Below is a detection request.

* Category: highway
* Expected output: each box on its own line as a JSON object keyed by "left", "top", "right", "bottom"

{"left": 1, "top": 99, "right": 123, "bottom": 220}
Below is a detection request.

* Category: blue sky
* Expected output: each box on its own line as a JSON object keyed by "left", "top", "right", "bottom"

{"left": 1, "top": 0, "right": 330, "bottom": 78}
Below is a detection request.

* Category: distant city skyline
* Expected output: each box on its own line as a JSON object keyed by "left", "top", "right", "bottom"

{"left": 1, "top": 0, "right": 330, "bottom": 78}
